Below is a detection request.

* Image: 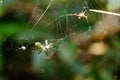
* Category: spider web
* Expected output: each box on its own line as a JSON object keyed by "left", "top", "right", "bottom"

{"left": 21, "top": 0, "right": 94, "bottom": 57}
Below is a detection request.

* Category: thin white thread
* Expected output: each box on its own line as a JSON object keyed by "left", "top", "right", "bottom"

{"left": 29, "top": 0, "right": 53, "bottom": 33}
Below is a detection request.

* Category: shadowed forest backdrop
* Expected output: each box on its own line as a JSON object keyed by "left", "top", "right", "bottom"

{"left": 0, "top": 0, "right": 120, "bottom": 80}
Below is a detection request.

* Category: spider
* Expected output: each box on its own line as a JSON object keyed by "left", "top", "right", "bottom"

{"left": 67, "top": 9, "right": 88, "bottom": 19}
{"left": 35, "top": 40, "right": 53, "bottom": 56}
{"left": 67, "top": 8, "right": 90, "bottom": 26}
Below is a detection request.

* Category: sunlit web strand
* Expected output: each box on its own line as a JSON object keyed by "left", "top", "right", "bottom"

{"left": 24, "top": 0, "right": 40, "bottom": 32}
{"left": 23, "top": 0, "right": 40, "bottom": 38}
{"left": 29, "top": 0, "right": 53, "bottom": 33}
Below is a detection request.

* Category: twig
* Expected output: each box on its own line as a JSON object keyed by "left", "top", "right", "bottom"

{"left": 89, "top": 9, "right": 120, "bottom": 17}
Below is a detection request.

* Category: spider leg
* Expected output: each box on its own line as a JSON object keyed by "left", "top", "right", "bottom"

{"left": 45, "top": 40, "right": 48, "bottom": 46}
{"left": 44, "top": 48, "right": 49, "bottom": 56}
{"left": 47, "top": 43, "right": 53, "bottom": 48}
{"left": 44, "top": 51, "right": 49, "bottom": 56}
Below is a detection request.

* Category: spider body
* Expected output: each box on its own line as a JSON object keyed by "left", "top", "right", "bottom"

{"left": 77, "top": 12, "right": 87, "bottom": 19}
{"left": 35, "top": 40, "right": 53, "bottom": 56}
{"left": 67, "top": 11, "right": 87, "bottom": 19}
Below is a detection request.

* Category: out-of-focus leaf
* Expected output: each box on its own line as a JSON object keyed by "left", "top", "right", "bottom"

{"left": 0, "top": 5, "right": 3, "bottom": 16}
{"left": 107, "top": 0, "right": 120, "bottom": 10}
{"left": 0, "top": 22, "right": 24, "bottom": 35}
